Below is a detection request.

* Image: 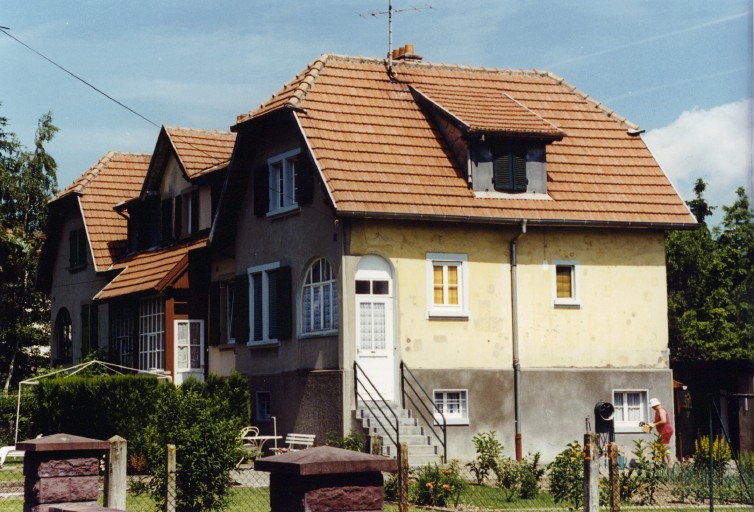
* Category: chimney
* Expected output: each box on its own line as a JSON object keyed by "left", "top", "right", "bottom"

{"left": 393, "top": 44, "right": 422, "bottom": 62}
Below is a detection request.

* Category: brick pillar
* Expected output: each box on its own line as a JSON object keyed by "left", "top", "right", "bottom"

{"left": 17, "top": 433, "right": 119, "bottom": 512}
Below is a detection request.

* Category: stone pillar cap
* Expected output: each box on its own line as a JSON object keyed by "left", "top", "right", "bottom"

{"left": 16, "top": 433, "right": 110, "bottom": 452}
{"left": 254, "top": 446, "right": 397, "bottom": 476}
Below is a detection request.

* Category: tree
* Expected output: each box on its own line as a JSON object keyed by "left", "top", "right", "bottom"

{"left": 0, "top": 108, "right": 58, "bottom": 391}
{"left": 666, "top": 179, "right": 754, "bottom": 361}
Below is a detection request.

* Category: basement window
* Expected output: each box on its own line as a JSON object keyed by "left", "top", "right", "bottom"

{"left": 434, "top": 389, "right": 469, "bottom": 425}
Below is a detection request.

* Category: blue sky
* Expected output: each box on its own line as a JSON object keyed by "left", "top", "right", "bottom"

{"left": 2, "top": 1, "right": 752, "bottom": 223}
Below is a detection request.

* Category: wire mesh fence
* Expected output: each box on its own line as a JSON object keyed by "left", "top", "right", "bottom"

{"left": 0, "top": 451, "right": 751, "bottom": 511}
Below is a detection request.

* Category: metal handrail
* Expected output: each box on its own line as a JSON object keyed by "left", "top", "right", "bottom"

{"left": 400, "top": 361, "right": 447, "bottom": 462}
{"left": 353, "top": 362, "right": 400, "bottom": 449}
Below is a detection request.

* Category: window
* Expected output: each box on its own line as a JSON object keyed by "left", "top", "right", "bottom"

{"left": 161, "top": 189, "right": 199, "bottom": 243}
{"left": 426, "top": 253, "right": 468, "bottom": 318}
{"left": 54, "top": 308, "right": 72, "bottom": 364}
{"left": 553, "top": 260, "right": 579, "bottom": 307}
{"left": 224, "top": 282, "right": 235, "bottom": 343}
{"left": 434, "top": 389, "right": 469, "bottom": 425}
{"left": 139, "top": 298, "right": 164, "bottom": 370}
{"left": 81, "top": 303, "right": 99, "bottom": 355}
{"left": 247, "top": 263, "right": 291, "bottom": 345}
{"left": 174, "top": 320, "right": 203, "bottom": 372}
{"left": 613, "top": 390, "right": 648, "bottom": 433}
{"left": 268, "top": 149, "right": 300, "bottom": 214}
{"left": 493, "top": 148, "right": 527, "bottom": 192}
{"left": 68, "top": 228, "right": 88, "bottom": 270}
{"left": 302, "top": 258, "right": 339, "bottom": 335}
{"left": 256, "top": 391, "right": 272, "bottom": 422}
{"left": 111, "top": 305, "right": 135, "bottom": 367}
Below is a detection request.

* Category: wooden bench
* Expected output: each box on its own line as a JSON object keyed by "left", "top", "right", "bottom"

{"left": 0, "top": 445, "right": 24, "bottom": 467}
{"left": 270, "top": 433, "right": 315, "bottom": 454}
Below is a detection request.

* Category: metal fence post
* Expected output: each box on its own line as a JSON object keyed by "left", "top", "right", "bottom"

{"left": 104, "top": 435, "right": 127, "bottom": 509}
{"left": 165, "top": 443, "right": 176, "bottom": 512}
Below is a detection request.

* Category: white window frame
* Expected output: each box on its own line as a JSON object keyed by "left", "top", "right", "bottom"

{"left": 613, "top": 389, "right": 649, "bottom": 433}
{"left": 433, "top": 389, "right": 469, "bottom": 425}
{"left": 267, "top": 149, "right": 300, "bottom": 215}
{"left": 426, "top": 253, "right": 469, "bottom": 318}
{"left": 247, "top": 262, "right": 281, "bottom": 346}
{"left": 174, "top": 319, "right": 204, "bottom": 373}
{"left": 256, "top": 391, "right": 272, "bottom": 422}
{"left": 139, "top": 298, "right": 165, "bottom": 371}
{"left": 301, "top": 258, "right": 339, "bottom": 337}
{"left": 223, "top": 281, "right": 235, "bottom": 344}
{"left": 552, "top": 260, "right": 580, "bottom": 308}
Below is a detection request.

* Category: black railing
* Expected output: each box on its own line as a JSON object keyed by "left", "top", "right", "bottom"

{"left": 400, "top": 361, "right": 447, "bottom": 462}
{"left": 353, "top": 362, "right": 400, "bottom": 450}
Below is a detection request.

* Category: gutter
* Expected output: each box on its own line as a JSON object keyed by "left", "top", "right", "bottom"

{"left": 510, "top": 219, "right": 527, "bottom": 462}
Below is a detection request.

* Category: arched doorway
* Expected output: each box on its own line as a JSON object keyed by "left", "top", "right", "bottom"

{"left": 354, "top": 255, "right": 395, "bottom": 399}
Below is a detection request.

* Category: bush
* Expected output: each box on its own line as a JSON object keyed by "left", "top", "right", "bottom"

{"left": 413, "top": 460, "right": 466, "bottom": 507}
{"left": 548, "top": 441, "right": 584, "bottom": 510}
{"left": 494, "top": 456, "right": 521, "bottom": 501}
{"left": 622, "top": 437, "right": 668, "bottom": 505}
{"left": 325, "top": 429, "right": 365, "bottom": 451}
{"left": 466, "top": 431, "right": 503, "bottom": 485}
{"left": 135, "top": 378, "right": 246, "bottom": 512}
{"left": 519, "top": 452, "right": 545, "bottom": 498}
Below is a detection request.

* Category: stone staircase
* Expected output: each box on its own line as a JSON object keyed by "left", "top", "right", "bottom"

{"left": 355, "top": 402, "right": 443, "bottom": 467}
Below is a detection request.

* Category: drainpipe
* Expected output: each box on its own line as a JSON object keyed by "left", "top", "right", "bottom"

{"left": 510, "top": 219, "right": 527, "bottom": 461}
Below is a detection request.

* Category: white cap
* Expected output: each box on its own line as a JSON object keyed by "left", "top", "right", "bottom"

{"left": 649, "top": 398, "right": 661, "bottom": 407}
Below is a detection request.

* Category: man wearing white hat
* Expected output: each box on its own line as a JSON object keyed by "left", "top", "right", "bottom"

{"left": 649, "top": 397, "right": 673, "bottom": 463}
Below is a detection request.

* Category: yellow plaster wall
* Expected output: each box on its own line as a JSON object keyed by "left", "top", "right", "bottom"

{"left": 348, "top": 222, "right": 668, "bottom": 370}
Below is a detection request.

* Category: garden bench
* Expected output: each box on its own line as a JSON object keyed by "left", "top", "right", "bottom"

{"left": 0, "top": 445, "right": 24, "bottom": 466}
{"left": 270, "top": 433, "right": 315, "bottom": 454}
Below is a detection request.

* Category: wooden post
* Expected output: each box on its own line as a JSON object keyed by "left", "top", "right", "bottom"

{"left": 584, "top": 433, "right": 599, "bottom": 512}
{"left": 104, "top": 435, "right": 127, "bottom": 509}
{"left": 609, "top": 442, "right": 620, "bottom": 512}
{"left": 165, "top": 444, "right": 176, "bottom": 512}
{"left": 370, "top": 433, "right": 383, "bottom": 456}
{"left": 399, "top": 442, "right": 409, "bottom": 512}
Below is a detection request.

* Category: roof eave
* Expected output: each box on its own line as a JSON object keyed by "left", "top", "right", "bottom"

{"left": 336, "top": 210, "right": 699, "bottom": 230}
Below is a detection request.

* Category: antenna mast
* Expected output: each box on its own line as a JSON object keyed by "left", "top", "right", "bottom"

{"left": 388, "top": 0, "right": 394, "bottom": 70}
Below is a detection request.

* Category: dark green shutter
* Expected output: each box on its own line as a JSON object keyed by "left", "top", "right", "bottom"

{"left": 209, "top": 283, "right": 220, "bottom": 345}
{"left": 493, "top": 151, "right": 528, "bottom": 192}
{"left": 161, "top": 198, "right": 173, "bottom": 242}
{"left": 253, "top": 164, "right": 270, "bottom": 217}
{"left": 233, "top": 274, "right": 250, "bottom": 344}
{"left": 276, "top": 265, "right": 292, "bottom": 340}
{"left": 190, "top": 189, "right": 200, "bottom": 233}
{"left": 295, "top": 158, "right": 315, "bottom": 205}
{"left": 69, "top": 230, "right": 76, "bottom": 267}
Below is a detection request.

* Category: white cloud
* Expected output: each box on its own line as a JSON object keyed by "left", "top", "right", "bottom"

{"left": 644, "top": 99, "right": 753, "bottom": 219}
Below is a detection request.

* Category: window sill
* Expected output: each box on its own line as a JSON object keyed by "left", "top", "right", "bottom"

{"left": 299, "top": 330, "right": 339, "bottom": 340}
{"left": 247, "top": 340, "right": 280, "bottom": 349}
{"left": 553, "top": 300, "right": 580, "bottom": 309}
{"left": 434, "top": 418, "right": 469, "bottom": 426}
{"left": 266, "top": 205, "right": 300, "bottom": 219}
{"left": 615, "top": 423, "right": 645, "bottom": 434}
{"left": 427, "top": 309, "right": 469, "bottom": 320}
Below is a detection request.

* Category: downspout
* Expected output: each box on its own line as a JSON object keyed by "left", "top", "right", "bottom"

{"left": 510, "top": 219, "right": 527, "bottom": 461}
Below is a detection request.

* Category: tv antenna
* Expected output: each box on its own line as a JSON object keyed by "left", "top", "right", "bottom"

{"left": 360, "top": 1, "right": 432, "bottom": 72}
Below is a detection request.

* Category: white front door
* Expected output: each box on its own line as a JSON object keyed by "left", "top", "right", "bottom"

{"left": 355, "top": 256, "right": 395, "bottom": 399}
{"left": 174, "top": 319, "right": 204, "bottom": 385}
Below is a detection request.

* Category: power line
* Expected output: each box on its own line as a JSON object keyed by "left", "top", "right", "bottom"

{"left": 0, "top": 26, "right": 159, "bottom": 128}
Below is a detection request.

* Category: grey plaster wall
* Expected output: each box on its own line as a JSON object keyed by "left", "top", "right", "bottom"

{"left": 409, "top": 367, "right": 674, "bottom": 463}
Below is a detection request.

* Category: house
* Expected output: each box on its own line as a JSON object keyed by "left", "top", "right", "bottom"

{"left": 208, "top": 50, "right": 697, "bottom": 461}
{"left": 38, "top": 126, "right": 236, "bottom": 384}
{"left": 39, "top": 50, "right": 698, "bottom": 463}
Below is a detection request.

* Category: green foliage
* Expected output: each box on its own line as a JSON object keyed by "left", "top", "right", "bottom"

{"left": 135, "top": 377, "right": 248, "bottom": 512}
{"left": 621, "top": 437, "right": 668, "bottom": 505}
{"left": 466, "top": 430, "right": 504, "bottom": 485}
{"left": 324, "top": 429, "right": 365, "bottom": 451}
{"left": 518, "top": 452, "right": 545, "bottom": 499}
{"left": 693, "top": 434, "right": 731, "bottom": 475}
{"left": 0, "top": 109, "right": 58, "bottom": 391}
{"left": 493, "top": 456, "right": 521, "bottom": 501}
{"left": 548, "top": 441, "right": 583, "bottom": 510}
{"left": 666, "top": 180, "right": 754, "bottom": 361}
{"left": 413, "top": 460, "right": 467, "bottom": 507}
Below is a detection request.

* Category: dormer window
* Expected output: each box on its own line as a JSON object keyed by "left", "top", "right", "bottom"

{"left": 161, "top": 189, "right": 199, "bottom": 243}
{"left": 268, "top": 149, "right": 300, "bottom": 214}
{"left": 471, "top": 140, "right": 548, "bottom": 196}
{"left": 253, "top": 148, "right": 315, "bottom": 217}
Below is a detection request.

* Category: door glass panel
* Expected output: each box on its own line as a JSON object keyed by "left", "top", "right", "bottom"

{"left": 355, "top": 280, "right": 370, "bottom": 294}
{"left": 372, "top": 280, "right": 389, "bottom": 295}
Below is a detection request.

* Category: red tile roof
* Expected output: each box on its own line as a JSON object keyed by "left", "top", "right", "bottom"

{"left": 239, "top": 55, "right": 695, "bottom": 227}
{"left": 95, "top": 236, "right": 207, "bottom": 300}
{"left": 163, "top": 126, "right": 236, "bottom": 179}
{"left": 53, "top": 152, "right": 151, "bottom": 271}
